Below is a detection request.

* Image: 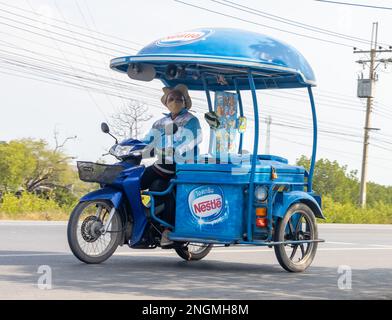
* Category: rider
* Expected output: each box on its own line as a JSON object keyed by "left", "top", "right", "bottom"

{"left": 140, "top": 84, "right": 202, "bottom": 246}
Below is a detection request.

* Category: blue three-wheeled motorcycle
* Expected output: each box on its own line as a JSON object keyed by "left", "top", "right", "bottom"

{"left": 67, "top": 28, "right": 325, "bottom": 272}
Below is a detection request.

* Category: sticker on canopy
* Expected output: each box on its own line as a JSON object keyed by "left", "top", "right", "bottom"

{"left": 188, "top": 185, "right": 228, "bottom": 225}
{"left": 156, "top": 30, "right": 213, "bottom": 47}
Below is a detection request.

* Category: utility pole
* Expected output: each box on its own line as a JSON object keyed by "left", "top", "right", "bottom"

{"left": 354, "top": 22, "right": 392, "bottom": 208}
{"left": 265, "top": 115, "right": 272, "bottom": 154}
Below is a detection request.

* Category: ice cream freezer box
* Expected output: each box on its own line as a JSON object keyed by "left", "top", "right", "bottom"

{"left": 169, "top": 158, "right": 306, "bottom": 242}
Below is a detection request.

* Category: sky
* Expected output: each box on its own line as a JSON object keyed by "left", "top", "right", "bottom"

{"left": 1, "top": 0, "right": 392, "bottom": 186}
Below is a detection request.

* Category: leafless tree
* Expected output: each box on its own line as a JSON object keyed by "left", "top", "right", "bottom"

{"left": 109, "top": 99, "right": 153, "bottom": 139}
{"left": 53, "top": 127, "right": 77, "bottom": 155}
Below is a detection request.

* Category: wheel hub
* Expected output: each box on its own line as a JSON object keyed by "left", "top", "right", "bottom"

{"left": 81, "top": 216, "right": 103, "bottom": 242}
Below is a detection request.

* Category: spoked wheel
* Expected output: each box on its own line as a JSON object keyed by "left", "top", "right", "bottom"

{"left": 274, "top": 203, "right": 318, "bottom": 272}
{"left": 67, "top": 201, "right": 122, "bottom": 264}
{"left": 175, "top": 242, "right": 213, "bottom": 261}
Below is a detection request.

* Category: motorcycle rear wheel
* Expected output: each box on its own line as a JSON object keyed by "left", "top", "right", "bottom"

{"left": 273, "top": 203, "right": 318, "bottom": 272}
{"left": 175, "top": 243, "right": 213, "bottom": 261}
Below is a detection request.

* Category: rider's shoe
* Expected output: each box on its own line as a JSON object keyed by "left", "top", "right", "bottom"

{"left": 160, "top": 229, "right": 174, "bottom": 248}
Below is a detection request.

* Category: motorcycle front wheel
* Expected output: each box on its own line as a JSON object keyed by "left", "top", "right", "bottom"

{"left": 67, "top": 200, "right": 122, "bottom": 264}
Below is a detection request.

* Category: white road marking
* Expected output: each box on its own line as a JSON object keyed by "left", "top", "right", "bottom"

{"left": 0, "top": 253, "right": 69, "bottom": 257}
{"left": 205, "top": 247, "right": 392, "bottom": 253}
{"left": 369, "top": 244, "right": 392, "bottom": 248}
{"left": 318, "top": 224, "right": 392, "bottom": 230}
{"left": 0, "top": 221, "right": 67, "bottom": 226}
{"left": 2, "top": 246, "right": 392, "bottom": 258}
{"left": 1, "top": 221, "right": 392, "bottom": 229}
{"left": 319, "top": 247, "right": 392, "bottom": 251}
{"left": 325, "top": 241, "right": 356, "bottom": 245}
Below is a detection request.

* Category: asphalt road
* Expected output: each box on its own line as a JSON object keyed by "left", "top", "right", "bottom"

{"left": 0, "top": 221, "right": 391, "bottom": 299}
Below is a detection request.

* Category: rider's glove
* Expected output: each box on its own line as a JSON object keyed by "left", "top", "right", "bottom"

{"left": 161, "top": 147, "right": 174, "bottom": 158}
{"left": 156, "top": 147, "right": 175, "bottom": 163}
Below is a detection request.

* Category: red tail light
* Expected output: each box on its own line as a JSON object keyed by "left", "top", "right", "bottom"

{"left": 255, "top": 207, "right": 267, "bottom": 228}
{"left": 256, "top": 217, "right": 268, "bottom": 228}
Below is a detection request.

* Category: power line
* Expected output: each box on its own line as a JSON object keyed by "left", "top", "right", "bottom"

{"left": 23, "top": 0, "right": 110, "bottom": 121}
{"left": 0, "top": 19, "right": 116, "bottom": 57}
{"left": 0, "top": 14, "right": 129, "bottom": 55}
{"left": 173, "top": 0, "right": 356, "bottom": 48}
{"left": 272, "top": 134, "right": 391, "bottom": 171}
{"left": 212, "top": 0, "right": 388, "bottom": 47}
{"left": 2, "top": 1, "right": 387, "bottom": 113}
{"left": 1, "top": 4, "right": 391, "bottom": 153}
{"left": 3, "top": 56, "right": 391, "bottom": 155}
{"left": 70, "top": 0, "right": 117, "bottom": 110}
{"left": 80, "top": 0, "right": 128, "bottom": 108}
{"left": 3, "top": 38, "right": 386, "bottom": 142}
{"left": 1, "top": 0, "right": 389, "bottom": 111}
{"left": 0, "top": 1, "right": 143, "bottom": 47}
{"left": 315, "top": 0, "right": 392, "bottom": 11}
{"left": 0, "top": 6, "right": 139, "bottom": 52}
{"left": 0, "top": 29, "right": 107, "bottom": 66}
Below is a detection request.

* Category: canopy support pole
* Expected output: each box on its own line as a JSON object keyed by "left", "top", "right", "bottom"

{"left": 307, "top": 86, "right": 317, "bottom": 193}
{"left": 202, "top": 75, "right": 214, "bottom": 155}
{"left": 246, "top": 71, "right": 260, "bottom": 242}
{"left": 234, "top": 78, "right": 244, "bottom": 154}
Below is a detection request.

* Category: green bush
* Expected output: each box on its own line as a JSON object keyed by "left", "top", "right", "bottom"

{"left": 0, "top": 192, "right": 70, "bottom": 220}
{"left": 321, "top": 195, "right": 392, "bottom": 224}
{"left": 52, "top": 188, "right": 78, "bottom": 207}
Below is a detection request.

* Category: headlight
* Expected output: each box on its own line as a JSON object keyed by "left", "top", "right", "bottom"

{"left": 130, "top": 151, "right": 142, "bottom": 157}
{"left": 111, "top": 145, "right": 133, "bottom": 157}
{"left": 254, "top": 185, "right": 268, "bottom": 202}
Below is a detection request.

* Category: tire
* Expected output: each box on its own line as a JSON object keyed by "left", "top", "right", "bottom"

{"left": 274, "top": 203, "right": 318, "bottom": 272}
{"left": 67, "top": 200, "right": 122, "bottom": 264}
{"left": 175, "top": 243, "right": 213, "bottom": 261}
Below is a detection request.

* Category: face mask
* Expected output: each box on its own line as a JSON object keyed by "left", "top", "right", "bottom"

{"left": 166, "top": 95, "right": 185, "bottom": 114}
{"left": 167, "top": 101, "right": 184, "bottom": 114}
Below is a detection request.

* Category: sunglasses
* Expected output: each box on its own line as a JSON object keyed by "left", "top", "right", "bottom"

{"left": 167, "top": 94, "right": 185, "bottom": 104}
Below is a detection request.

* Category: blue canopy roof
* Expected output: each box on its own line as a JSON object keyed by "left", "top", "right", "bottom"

{"left": 110, "top": 28, "right": 316, "bottom": 91}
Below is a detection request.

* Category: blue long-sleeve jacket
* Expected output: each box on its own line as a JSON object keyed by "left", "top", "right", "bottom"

{"left": 141, "top": 108, "right": 202, "bottom": 174}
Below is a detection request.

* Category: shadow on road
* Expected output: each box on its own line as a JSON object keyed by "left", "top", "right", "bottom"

{"left": 0, "top": 250, "right": 391, "bottom": 299}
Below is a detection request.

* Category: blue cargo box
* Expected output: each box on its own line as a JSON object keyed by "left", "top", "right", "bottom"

{"left": 170, "top": 155, "right": 305, "bottom": 242}
{"left": 173, "top": 182, "right": 246, "bottom": 241}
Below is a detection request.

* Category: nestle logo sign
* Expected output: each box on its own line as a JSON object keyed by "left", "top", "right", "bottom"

{"left": 156, "top": 30, "right": 213, "bottom": 47}
{"left": 188, "top": 185, "right": 224, "bottom": 222}
{"left": 193, "top": 195, "right": 222, "bottom": 216}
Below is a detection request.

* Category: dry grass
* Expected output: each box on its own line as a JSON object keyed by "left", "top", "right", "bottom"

{"left": 0, "top": 210, "right": 69, "bottom": 221}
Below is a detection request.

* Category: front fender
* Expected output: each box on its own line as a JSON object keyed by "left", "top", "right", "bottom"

{"left": 79, "top": 187, "right": 123, "bottom": 209}
{"left": 273, "top": 191, "right": 325, "bottom": 219}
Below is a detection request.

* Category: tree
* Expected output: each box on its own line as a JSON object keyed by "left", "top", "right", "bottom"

{"left": 23, "top": 129, "right": 77, "bottom": 193}
{"left": 296, "top": 155, "right": 359, "bottom": 204}
{"left": 0, "top": 131, "right": 77, "bottom": 195}
{"left": 296, "top": 156, "right": 392, "bottom": 206}
{"left": 109, "top": 99, "right": 152, "bottom": 139}
{"left": 23, "top": 139, "right": 67, "bottom": 192}
{"left": 0, "top": 140, "right": 35, "bottom": 192}
{"left": 367, "top": 182, "right": 392, "bottom": 206}
{"left": 0, "top": 134, "right": 98, "bottom": 208}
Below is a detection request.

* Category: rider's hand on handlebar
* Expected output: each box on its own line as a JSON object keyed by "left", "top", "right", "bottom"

{"left": 155, "top": 147, "right": 175, "bottom": 161}
{"left": 141, "top": 146, "right": 175, "bottom": 161}
{"left": 161, "top": 147, "right": 174, "bottom": 158}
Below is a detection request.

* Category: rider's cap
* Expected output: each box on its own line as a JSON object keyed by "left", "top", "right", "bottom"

{"left": 161, "top": 84, "right": 192, "bottom": 110}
